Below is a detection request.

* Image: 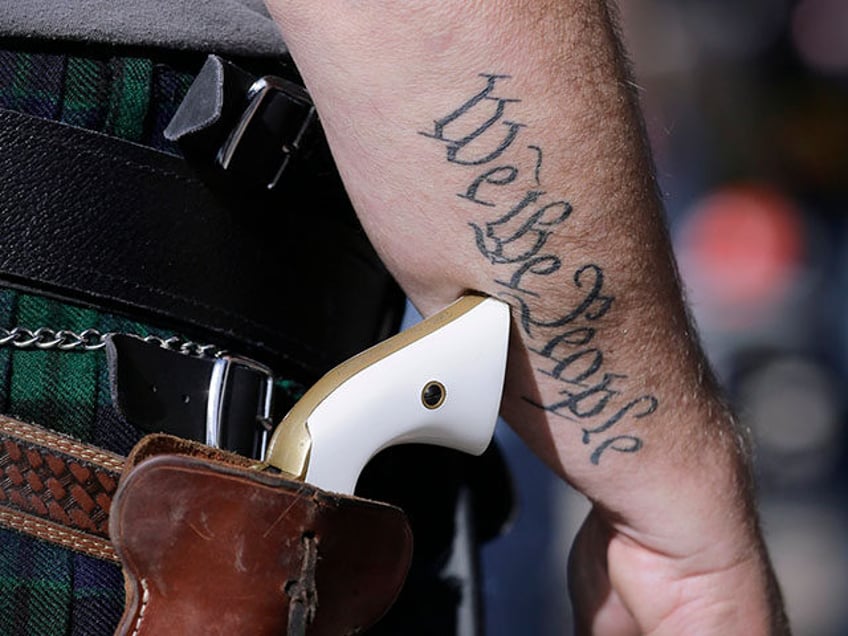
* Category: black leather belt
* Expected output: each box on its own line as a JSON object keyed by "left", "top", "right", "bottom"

{"left": 0, "top": 63, "right": 404, "bottom": 382}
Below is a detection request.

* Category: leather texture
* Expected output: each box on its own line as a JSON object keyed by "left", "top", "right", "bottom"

{"left": 0, "top": 415, "right": 122, "bottom": 561}
{"left": 111, "top": 435, "right": 413, "bottom": 636}
{"left": 0, "top": 419, "right": 415, "bottom": 633}
{"left": 107, "top": 335, "right": 288, "bottom": 458}
{"left": 0, "top": 108, "right": 405, "bottom": 381}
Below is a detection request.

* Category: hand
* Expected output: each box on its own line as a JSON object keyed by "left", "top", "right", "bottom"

{"left": 569, "top": 504, "right": 785, "bottom": 635}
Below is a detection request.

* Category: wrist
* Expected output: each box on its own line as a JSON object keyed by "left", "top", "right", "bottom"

{"left": 608, "top": 532, "right": 783, "bottom": 635}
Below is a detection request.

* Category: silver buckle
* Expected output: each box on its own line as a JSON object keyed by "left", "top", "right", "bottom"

{"left": 206, "top": 355, "right": 275, "bottom": 460}
{"left": 217, "top": 76, "right": 316, "bottom": 190}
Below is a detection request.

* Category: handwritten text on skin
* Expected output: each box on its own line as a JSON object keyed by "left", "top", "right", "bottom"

{"left": 421, "top": 73, "right": 658, "bottom": 464}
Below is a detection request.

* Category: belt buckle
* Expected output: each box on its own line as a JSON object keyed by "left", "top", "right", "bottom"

{"left": 217, "top": 75, "right": 316, "bottom": 191}
{"left": 206, "top": 354, "right": 275, "bottom": 460}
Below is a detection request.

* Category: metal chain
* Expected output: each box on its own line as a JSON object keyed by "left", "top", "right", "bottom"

{"left": 140, "top": 334, "right": 222, "bottom": 358}
{"left": 0, "top": 327, "right": 222, "bottom": 357}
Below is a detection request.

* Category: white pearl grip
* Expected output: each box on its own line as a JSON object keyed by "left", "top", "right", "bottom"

{"left": 303, "top": 297, "right": 510, "bottom": 494}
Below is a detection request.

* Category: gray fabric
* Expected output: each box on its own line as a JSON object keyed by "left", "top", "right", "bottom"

{"left": 0, "top": 0, "right": 286, "bottom": 57}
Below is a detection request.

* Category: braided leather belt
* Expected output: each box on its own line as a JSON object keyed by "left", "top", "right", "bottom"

{"left": 0, "top": 415, "right": 120, "bottom": 561}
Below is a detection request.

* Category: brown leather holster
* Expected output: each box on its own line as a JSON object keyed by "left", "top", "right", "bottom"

{"left": 113, "top": 435, "right": 413, "bottom": 635}
{"left": 0, "top": 417, "right": 413, "bottom": 635}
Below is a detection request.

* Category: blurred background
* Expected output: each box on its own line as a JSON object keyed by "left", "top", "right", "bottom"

{"left": 481, "top": 1, "right": 848, "bottom": 634}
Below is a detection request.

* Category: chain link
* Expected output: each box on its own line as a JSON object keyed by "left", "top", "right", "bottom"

{"left": 0, "top": 327, "right": 222, "bottom": 357}
{"left": 141, "top": 334, "right": 222, "bottom": 358}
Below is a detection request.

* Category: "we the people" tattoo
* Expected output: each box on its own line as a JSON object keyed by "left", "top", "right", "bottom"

{"left": 420, "top": 73, "right": 658, "bottom": 465}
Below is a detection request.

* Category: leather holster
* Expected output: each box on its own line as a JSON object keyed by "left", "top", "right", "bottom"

{"left": 110, "top": 435, "right": 413, "bottom": 636}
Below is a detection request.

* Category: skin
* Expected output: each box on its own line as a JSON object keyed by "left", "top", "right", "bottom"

{"left": 263, "top": 1, "right": 790, "bottom": 633}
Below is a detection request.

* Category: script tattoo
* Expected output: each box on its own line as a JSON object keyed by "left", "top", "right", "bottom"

{"left": 420, "top": 73, "right": 658, "bottom": 465}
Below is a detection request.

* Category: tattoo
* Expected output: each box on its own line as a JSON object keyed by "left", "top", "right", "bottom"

{"left": 421, "top": 73, "right": 659, "bottom": 464}
{"left": 527, "top": 145, "right": 543, "bottom": 185}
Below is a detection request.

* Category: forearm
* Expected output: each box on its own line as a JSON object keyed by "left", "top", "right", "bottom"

{"left": 266, "top": 1, "right": 784, "bottom": 631}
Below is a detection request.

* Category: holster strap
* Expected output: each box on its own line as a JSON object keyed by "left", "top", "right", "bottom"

{"left": 164, "top": 55, "right": 317, "bottom": 192}
{"left": 107, "top": 334, "right": 289, "bottom": 459}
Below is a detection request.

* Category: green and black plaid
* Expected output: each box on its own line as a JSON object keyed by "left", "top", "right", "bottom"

{"left": 0, "top": 48, "right": 194, "bottom": 154}
{"left": 0, "top": 47, "right": 206, "bottom": 636}
{"left": 0, "top": 298, "right": 168, "bottom": 636}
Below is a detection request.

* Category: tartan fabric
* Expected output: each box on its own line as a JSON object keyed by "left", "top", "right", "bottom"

{"left": 0, "top": 47, "right": 260, "bottom": 635}
{"left": 0, "top": 532, "right": 125, "bottom": 636}
{"left": 2, "top": 290, "right": 179, "bottom": 454}
{"left": 0, "top": 46, "right": 189, "bottom": 634}
{"left": 0, "top": 289, "right": 178, "bottom": 636}
{"left": 0, "top": 49, "right": 194, "bottom": 153}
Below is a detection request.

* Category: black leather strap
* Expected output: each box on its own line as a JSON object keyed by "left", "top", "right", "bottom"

{"left": 107, "top": 335, "right": 295, "bottom": 459}
{"left": 0, "top": 108, "right": 404, "bottom": 380}
{"left": 165, "top": 55, "right": 317, "bottom": 192}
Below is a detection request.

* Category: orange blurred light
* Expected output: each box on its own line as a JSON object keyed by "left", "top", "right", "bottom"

{"left": 677, "top": 184, "right": 804, "bottom": 313}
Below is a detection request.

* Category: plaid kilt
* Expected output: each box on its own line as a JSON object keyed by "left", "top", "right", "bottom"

{"left": 0, "top": 47, "right": 197, "bottom": 636}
